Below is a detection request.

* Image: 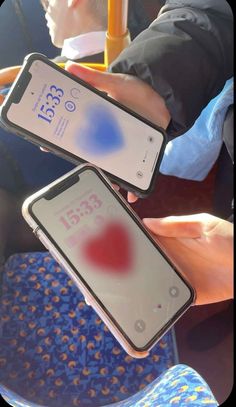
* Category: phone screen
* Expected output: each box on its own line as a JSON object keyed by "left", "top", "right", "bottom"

{"left": 30, "top": 168, "right": 193, "bottom": 349}
{"left": 6, "top": 58, "right": 165, "bottom": 191}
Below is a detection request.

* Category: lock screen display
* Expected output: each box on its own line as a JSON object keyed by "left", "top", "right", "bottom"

{"left": 7, "top": 59, "right": 165, "bottom": 190}
{"left": 31, "top": 168, "right": 192, "bottom": 348}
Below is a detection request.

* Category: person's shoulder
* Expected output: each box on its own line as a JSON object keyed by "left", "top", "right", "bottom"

{"left": 162, "top": 0, "right": 233, "bottom": 17}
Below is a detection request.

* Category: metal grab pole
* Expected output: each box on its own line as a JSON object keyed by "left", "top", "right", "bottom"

{"left": 105, "top": 0, "right": 130, "bottom": 66}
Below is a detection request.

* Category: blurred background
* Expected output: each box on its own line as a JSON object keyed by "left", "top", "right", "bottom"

{"left": 0, "top": 0, "right": 164, "bottom": 69}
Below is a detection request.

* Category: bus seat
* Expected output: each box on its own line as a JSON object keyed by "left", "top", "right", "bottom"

{"left": 0, "top": 251, "right": 178, "bottom": 406}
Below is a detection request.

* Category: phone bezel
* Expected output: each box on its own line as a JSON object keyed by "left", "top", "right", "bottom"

{"left": 0, "top": 53, "right": 167, "bottom": 198}
{"left": 27, "top": 164, "right": 195, "bottom": 353}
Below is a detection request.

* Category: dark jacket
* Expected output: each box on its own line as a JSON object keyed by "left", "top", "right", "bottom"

{"left": 111, "top": 0, "right": 233, "bottom": 219}
{"left": 53, "top": 52, "right": 104, "bottom": 65}
{"left": 111, "top": 0, "right": 233, "bottom": 142}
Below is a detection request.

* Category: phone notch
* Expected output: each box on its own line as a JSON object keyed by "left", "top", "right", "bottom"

{"left": 11, "top": 70, "right": 32, "bottom": 105}
{"left": 45, "top": 173, "right": 80, "bottom": 200}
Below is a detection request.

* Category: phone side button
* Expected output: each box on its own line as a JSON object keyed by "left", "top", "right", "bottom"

{"left": 49, "top": 247, "right": 62, "bottom": 265}
{"left": 36, "top": 231, "right": 49, "bottom": 249}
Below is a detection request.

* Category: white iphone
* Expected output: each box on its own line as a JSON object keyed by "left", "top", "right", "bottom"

{"left": 22, "top": 164, "right": 195, "bottom": 358}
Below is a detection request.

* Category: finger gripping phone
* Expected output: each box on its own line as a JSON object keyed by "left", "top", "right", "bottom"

{"left": 0, "top": 53, "right": 167, "bottom": 197}
{"left": 22, "top": 164, "right": 195, "bottom": 358}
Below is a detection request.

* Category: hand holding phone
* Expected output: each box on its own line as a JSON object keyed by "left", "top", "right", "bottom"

{"left": 0, "top": 53, "right": 167, "bottom": 197}
{"left": 65, "top": 62, "right": 171, "bottom": 204}
{"left": 22, "top": 164, "right": 195, "bottom": 358}
{"left": 143, "top": 214, "right": 234, "bottom": 306}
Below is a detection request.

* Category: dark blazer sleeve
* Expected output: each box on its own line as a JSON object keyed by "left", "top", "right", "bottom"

{"left": 111, "top": 0, "right": 233, "bottom": 139}
{"left": 52, "top": 52, "right": 104, "bottom": 64}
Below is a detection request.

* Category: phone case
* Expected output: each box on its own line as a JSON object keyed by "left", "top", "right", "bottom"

{"left": 22, "top": 164, "right": 195, "bottom": 358}
{"left": 0, "top": 52, "right": 167, "bottom": 198}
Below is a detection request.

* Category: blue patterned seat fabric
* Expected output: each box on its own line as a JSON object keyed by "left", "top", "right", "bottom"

{"left": 110, "top": 364, "right": 218, "bottom": 406}
{"left": 0, "top": 252, "right": 177, "bottom": 406}
{"left": 0, "top": 364, "right": 218, "bottom": 407}
{"left": 0, "top": 252, "right": 217, "bottom": 406}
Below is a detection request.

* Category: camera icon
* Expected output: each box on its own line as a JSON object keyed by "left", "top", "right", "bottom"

{"left": 169, "top": 286, "right": 179, "bottom": 298}
{"left": 136, "top": 171, "right": 143, "bottom": 179}
{"left": 134, "top": 319, "right": 146, "bottom": 333}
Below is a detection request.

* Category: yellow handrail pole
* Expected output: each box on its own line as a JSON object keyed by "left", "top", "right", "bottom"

{"left": 105, "top": 0, "right": 130, "bottom": 66}
{"left": 0, "top": 1, "right": 131, "bottom": 91}
{"left": 0, "top": 63, "right": 106, "bottom": 91}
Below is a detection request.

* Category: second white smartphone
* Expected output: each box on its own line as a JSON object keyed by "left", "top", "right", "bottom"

{"left": 22, "top": 164, "right": 195, "bottom": 358}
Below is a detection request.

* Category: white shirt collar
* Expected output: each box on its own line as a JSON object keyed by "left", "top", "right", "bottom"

{"left": 61, "top": 31, "right": 106, "bottom": 60}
